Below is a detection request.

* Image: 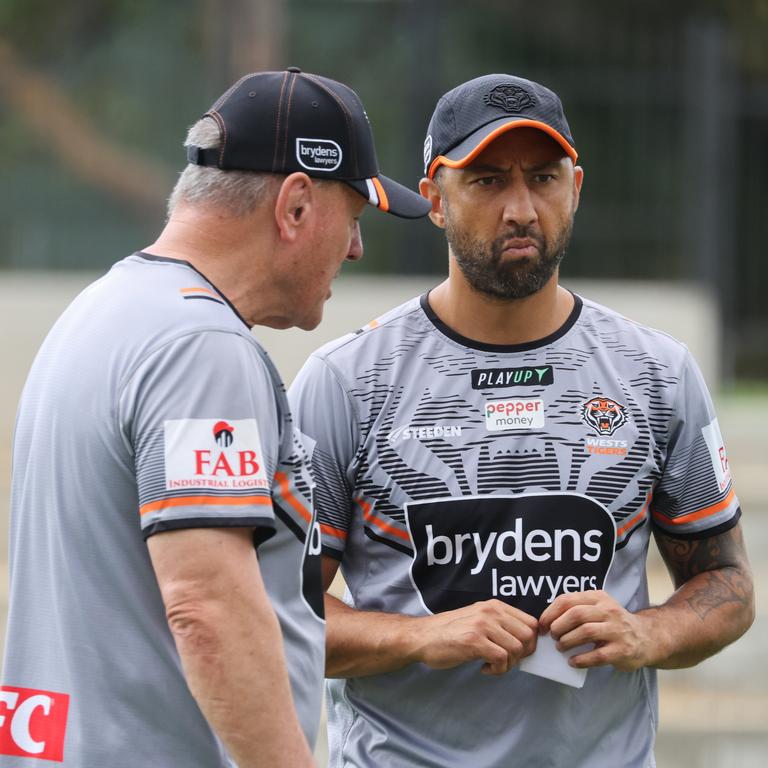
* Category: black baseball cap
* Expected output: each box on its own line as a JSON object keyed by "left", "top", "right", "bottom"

{"left": 187, "top": 68, "right": 430, "bottom": 219}
{"left": 423, "top": 74, "right": 578, "bottom": 179}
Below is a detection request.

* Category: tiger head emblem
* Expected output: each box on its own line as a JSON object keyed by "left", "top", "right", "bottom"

{"left": 581, "top": 397, "right": 627, "bottom": 436}
{"left": 483, "top": 84, "right": 535, "bottom": 113}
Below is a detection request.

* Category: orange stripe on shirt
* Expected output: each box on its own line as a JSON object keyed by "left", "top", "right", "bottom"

{"left": 180, "top": 287, "right": 218, "bottom": 296}
{"left": 274, "top": 470, "right": 312, "bottom": 523}
{"left": 320, "top": 523, "right": 348, "bottom": 540}
{"left": 140, "top": 494, "right": 271, "bottom": 516}
{"left": 356, "top": 497, "right": 410, "bottom": 543}
{"left": 652, "top": 487, "right": 736, "bottom": 527}
{"left": 617, "top": 493, "right": 651, "bottom": 538}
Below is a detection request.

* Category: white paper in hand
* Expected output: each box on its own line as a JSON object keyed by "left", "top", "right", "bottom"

{"left": 519, "top": 632, "right": 590, "bottom": 688}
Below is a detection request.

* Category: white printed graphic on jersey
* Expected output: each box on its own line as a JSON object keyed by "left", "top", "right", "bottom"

{"left": 485, "top": 398, "right": 544, "bottom": 431}
{"left": 164, "top": 418, "right": 269, "bottom": 491}
{"left": 386, "top": 424, "right": 463, "bottom": 443}
{"left": 701, "top": 418, "right": 732, "bottom": 492}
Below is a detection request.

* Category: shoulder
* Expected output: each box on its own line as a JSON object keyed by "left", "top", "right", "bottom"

{"left": 81, "top": 254, "right": 273, "bottom": 387}
{"left": 577, "top": 294, "right": 691, "bottom": 369}
{"left": 310, "top": 294, "right": 426, "bottom": 368}
{"left": 91, "top": 253, "right": 258, "bottom": 350}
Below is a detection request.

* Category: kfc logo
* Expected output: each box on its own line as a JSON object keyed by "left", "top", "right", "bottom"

{"left": 0, "top": 686, "right": 69, "bottom": 762}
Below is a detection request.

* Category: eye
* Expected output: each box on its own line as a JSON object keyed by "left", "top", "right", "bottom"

{"left": 474, "top": 176, "right": 502, "bottom": 187}
{"left": 532, "top": 173, "right": 557, "bottom": 184}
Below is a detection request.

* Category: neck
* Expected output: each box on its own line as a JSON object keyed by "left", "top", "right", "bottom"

{"left": 428, "top": 262, "right": 574, "bottom": 346}
{"left": 142, "top": 203, "right": 280, "bottom": 327}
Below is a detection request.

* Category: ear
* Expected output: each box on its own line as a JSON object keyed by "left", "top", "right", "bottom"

{"left": 419, "top": 177, "right": 446, "bottom": 229}
{"left": 572, "top": 165, "right": 584, "bottom": 213}
{"left": 274, "top": 172, "right": 314, "bottom": 242}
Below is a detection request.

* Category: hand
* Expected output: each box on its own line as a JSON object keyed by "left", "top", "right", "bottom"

{"left": 538, "top": 590, "right": 655, "bottom": 671}
{"left": 410, "top": 599, "right": 538, "bottom": 676}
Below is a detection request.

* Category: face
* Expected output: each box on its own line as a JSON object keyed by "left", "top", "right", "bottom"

{"left": 291, "top": 181, "right": 365, "bottom": 330}
{"left": 427, "top": 128, "right": 583, "bottom": 300}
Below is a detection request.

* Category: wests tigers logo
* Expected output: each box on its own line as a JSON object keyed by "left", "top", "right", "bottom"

{"left": 581, "top": 397, "right": 627, "bottom": 436}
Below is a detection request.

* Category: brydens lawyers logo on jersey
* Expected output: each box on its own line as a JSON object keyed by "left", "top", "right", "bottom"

{"left": 0, "top": 686, "right": 69, "bottom": 762}
{"left": 404, "top": 494, "right": 616, "bottom": 618}
{"left": 164, "top": 418, "right": 269, "bottom": 490}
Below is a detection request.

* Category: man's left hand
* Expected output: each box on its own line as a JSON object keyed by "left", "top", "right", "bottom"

{"left": 538, "top": 590, "right": 655, "bottom": 671}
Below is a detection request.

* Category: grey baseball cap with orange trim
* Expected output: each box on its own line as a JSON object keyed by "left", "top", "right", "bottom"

{"left": 423, "top": 74, "right": 578, "bottom": 179}
{"left": 187, "top": 67, "right": 430, "bottom": 219}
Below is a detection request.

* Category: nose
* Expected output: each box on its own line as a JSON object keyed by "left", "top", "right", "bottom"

{"left": 502, "top": 180, "right": 537, "bottom": 228}
{"left": 346, "top": 220, "right": 364, "bottom": 262}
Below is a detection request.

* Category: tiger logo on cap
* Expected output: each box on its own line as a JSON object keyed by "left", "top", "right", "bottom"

{"left": 484, "top": 84, "right": 536, "bottom": 113}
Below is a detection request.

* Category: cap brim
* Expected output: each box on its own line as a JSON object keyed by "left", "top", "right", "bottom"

{"left": 346, "top": 175, "right": 431, "bottom": 219}
{"left": 427, "top": 117, "right": 578, "bottom": 179}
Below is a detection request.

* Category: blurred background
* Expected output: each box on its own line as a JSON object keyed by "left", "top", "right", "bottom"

{"left": 1, "top": 0, "right": 766, "bottom": 765}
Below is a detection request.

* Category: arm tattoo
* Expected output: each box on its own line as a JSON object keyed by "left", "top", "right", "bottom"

{"left": 653, "top": 525, "right": 753, "bottom": 621}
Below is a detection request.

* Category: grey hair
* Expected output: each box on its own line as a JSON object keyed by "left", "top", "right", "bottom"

{"left": 168, "top": 117, "right": 280, "bottom": 218}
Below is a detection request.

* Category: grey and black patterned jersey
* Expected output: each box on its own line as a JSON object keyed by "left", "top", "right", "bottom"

{"left": 1, "top": 253, "right": 324, "bottom": 766}
{"left": 289, "top": 292, "right": 739, "bottom": 768}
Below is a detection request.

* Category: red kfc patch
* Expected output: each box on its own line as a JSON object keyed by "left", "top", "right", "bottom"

{"left": 0, "top": 686, "right": 69, "bottom": 762}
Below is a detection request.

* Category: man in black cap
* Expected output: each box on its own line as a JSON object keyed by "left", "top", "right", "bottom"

{"left": 1, "top": 69, "right": 428, "bottom": 768}
{"left": 289, "top": 74, "right": 754, "bottom": 767}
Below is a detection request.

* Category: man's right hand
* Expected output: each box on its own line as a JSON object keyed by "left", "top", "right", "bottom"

{"left": 410, "top": 599, "right": 539, "bottom": 675}
{"left": 323, "top": 556, "right": 537, "bottom": 679}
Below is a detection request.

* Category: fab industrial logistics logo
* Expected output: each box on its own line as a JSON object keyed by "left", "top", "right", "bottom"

{"left": 163, "top": 418, "right": 269, "bottom": 490}
{"left": 404, "top": 493, "right": 616, "bottom": 619}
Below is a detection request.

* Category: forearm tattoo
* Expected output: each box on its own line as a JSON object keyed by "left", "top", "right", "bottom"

{"left": 654, "top": 525, "right": 754, "bottom": 621}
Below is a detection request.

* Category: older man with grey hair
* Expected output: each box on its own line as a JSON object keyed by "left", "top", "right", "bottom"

{"left": 1, "top": 68, "right": 428, "bottom": 768}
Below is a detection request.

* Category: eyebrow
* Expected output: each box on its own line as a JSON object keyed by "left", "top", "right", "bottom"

{"left": 463, "top": 159, "right": 565, "bottom": 174}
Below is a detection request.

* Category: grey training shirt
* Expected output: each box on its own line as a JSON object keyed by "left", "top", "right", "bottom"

{"left": 289, "top": 292, "right": 740, "bottom": 768}
{"left": 2, "top": 253, "right": 324, "bottom": 766}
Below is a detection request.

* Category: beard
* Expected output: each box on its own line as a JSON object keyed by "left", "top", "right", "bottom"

{"left": 445, "top": 213, "right": 574, "bottom": 300}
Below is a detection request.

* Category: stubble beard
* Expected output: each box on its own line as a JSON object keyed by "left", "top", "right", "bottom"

{"left": 445, "top": 212, "right": 574, "bottom": 301}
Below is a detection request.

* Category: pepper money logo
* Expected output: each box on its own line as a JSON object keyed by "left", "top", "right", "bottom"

{"left": 404, "top": 493, "right": 616, "bottom": 618}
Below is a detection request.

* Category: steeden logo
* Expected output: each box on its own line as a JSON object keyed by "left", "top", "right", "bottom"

{"left": 387, "top": 424, "right": 463, "bottom": 444}
{"left": 296, "top": 138, "right": 343, "bottom": 172}
{"left": 0, "top": 686, "right": 69, "bottom": 762}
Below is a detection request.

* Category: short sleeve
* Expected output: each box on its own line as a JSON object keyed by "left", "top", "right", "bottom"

{"left": 119, "top": 330, "right": 279, "bottom": 539}
{"left": 651, "top": 351, "right": 740, "bottom": 538}
{"left": 288, "top": 354, "right": 360, "bottom": 559}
